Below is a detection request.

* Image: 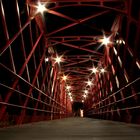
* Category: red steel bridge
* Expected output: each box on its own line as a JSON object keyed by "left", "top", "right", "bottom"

{"left": 0, "top": 0, "right": 140, "bottom": 139}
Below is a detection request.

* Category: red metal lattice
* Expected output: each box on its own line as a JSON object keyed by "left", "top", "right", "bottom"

{"left": 0, "top": 0, "right": 140, "bottom": 127}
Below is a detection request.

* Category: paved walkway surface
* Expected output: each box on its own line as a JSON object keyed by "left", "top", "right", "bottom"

{"left": 0, "top": 117, "right": 140, "bottom": 140}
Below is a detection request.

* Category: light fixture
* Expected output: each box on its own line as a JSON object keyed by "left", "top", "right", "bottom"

{"left": 102, "top": 36, "right": 110, "bottom": 46}
{"left": 62, "top": 75, "right": 67, "bottom": 81}
{"left": 70, "top": 98, "right": 73, "bottom": 102}
{"left": 36, "top": 2, "right": 47, "bottom": 14}
{"left": 91, "top": 67, "right": 98, "bottom": 74}
{"left": 70, "top": 96, "right": 72, "bottom": 99}
{"left": 70, "top": 96, "right": 73, "bottom": 102}
{"left": 123, "top": 40, "right": 125, "bottom": 45}
{"left": 86, "top": 80, "right": 92, "bottom": 86}
{"left": 116, "top": 39, "right": 125, "bottom": 45}
{"left": 45, "top": 57, "right": 49, "bottom": 62}
{"left": 84, "top": 90, "right": 88, "bottom": 94}
{"left": 54, "top": 56, "right": 62, "bottom": 64}
{"left": 68, "top": 92, "right": 72, "bottom": 96}
{"left": 83, "top": 94, "right": 87, "bottom": 98}
{"left": 100, "top": 68, "right": 106, "bottom": 73}
{"left": 119, "top": 40, "right": 122, "bottom": 44}
{"left": 82, "top": 100, "right": 84, "bottom": 103}
{"left": 66, "top": 85, "right": 71, "bottom": 90}
{"left": 116, "top": 40, "right": 119, "bottom": 44}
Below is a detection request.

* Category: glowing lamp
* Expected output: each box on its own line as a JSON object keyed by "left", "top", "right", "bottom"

{"left": 54, "top": 56, "right": 62, "bottom": 64}
{"left": 102, "top": 36, "right": 110, "bottom": 46}
{"left": 62, "top": 75, "right": 67, "bottom": 81}
{"left": 91, "top": 67, "right": 98, "bottom": 74}
{"left": 36, "top": 2, "right": 47, "bottom": 14}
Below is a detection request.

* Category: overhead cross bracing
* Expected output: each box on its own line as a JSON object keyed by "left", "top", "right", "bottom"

{"left": 27, "top": 0, "right": 126, "bottom": 102}
{"left": 0, "top": 0, "right": 140, "bottom": 127}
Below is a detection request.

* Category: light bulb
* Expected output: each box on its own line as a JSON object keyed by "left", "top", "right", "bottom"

{"left": 36, "top": 2, "right": 47, "bottom": 14}
{"left": 62, "top": 75, "right": 67, "bottom": 81}
{"left": 91, "top": 67, "right": 98, "bottom": 74}
{"left": 54, "top": 56, "right": 62, "bottom": 63}
{"left": 102, "top": 36, "right": 110, "bottom": 46}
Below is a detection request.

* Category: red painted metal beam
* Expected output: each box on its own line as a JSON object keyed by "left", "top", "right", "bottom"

{"left": 51, "top": 39, "right": 97, "bottom": 45}
{"left": 49, "top": 35, "right": 102, "bottom": 39}
{"left": 64, "top": 70, "right": 89, "bottom": 75}
{"left": 17, "top": 46, "right": 47, "bottom": 124}
{"left": 40, "top": 0, "right": 123, "bottom": 2}
{"left": 50, "top": 39, "right": 103, "bottom": 56}
{"left": 47, "top": 9, "right": 77, "bottom": 23}
{"left": 0, "top": 83, "right": 53, "bottom": 110}
{"left": 63, "top": 54, "right": 100, "bottom": 58}
{"left": 31, "top": 63, "right": 50, "bottom": 121}
{"left": 63, "top": 59, "right": 90, "bottom": 67}
{"left": 0, "top": 18, "right": 34, "bottom": 56}
{"left": 50, "top": 4, "right": 126, "bottom": 14}
{"left": 46, "top": 10, "right": 110, "bottom": 37}
{"left": 80, "top": 42, "right": 97, "bottom": 48}
{"left": 0, "top": 32, "right": 43, "bottom": 120}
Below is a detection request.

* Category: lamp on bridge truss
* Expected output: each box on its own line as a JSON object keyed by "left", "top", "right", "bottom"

{"left": 66, "top": 85, "right": 71, "bottom": 90}
{"left": 86, "top": 80, "right": 92, "bottom": 86}
{"left": 54, "top": 56, "right": 62, "bottom": 64}
{"left": 62, "top": 75, "right": 67, "bottom": 81}
{"left": 100, "top": 68, "right": 106, "bottom": 73}
{"left": 36, "top": 2, "right": 47, "bottom": 14}
{"left": 90, "top": 67, "right": 98, "bottom": 74}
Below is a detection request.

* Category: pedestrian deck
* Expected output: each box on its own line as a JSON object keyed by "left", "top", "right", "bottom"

{"left": 0, "top": 117, "right": 140, "bottom": 140}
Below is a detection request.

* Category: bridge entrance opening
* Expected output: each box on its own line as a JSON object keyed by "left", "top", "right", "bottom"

{"left": 72, "top": 102, "right": 84, "bottom": 117}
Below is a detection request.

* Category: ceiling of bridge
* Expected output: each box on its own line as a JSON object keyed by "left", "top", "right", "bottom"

{"left": 29, "top": 0, "right": 126, "bottom": 102}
